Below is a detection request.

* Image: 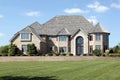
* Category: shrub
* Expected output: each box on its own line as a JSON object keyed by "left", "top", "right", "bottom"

{"left": 61, "top": 53, "right": 67, "bottom": 56}
{"left": 69, "top": 53, "right": 73, "bottom": 56}
{"left": 83, "top": 54, "right": 87, "bottom": 56}
{"left": 105, "top": 49, "right": 110, "bottom": 56}
{"left": 45, "top": 53, "right": 53, "bottom": 56}
{"left": 113, "top": 46, "right": 119, "bottom": 53}
{"left": 22, "top": 54, "right": 28, "bottom": 56}
{"left": 109, "top": 54, "right": 120, "bottom": 57}
{"left": 41, "top": 53, "right": 46, "bottom": 56}
{"left": 102, "top": 53, "right": 106, "bottom": 57}
{"left": 0, "top": 45, "right": 9, "bottom": 56}
{"left": 76, "top": 54, "right": 81, "bottom": 56}
{"left": 93, "top": 49, "right": 101, "bottom": 56}
{"left": 8, "top": 44, "right": 19, "bottom": 56}
{"left": 118, "top": 50, "right": 120, "bottom": 54}
{"left": 53, "top": 53, "right": 60, "bottom": 56}
{"left": 109, "top": 49, "right": 114, "bottom": 53}
{"left": 27, "top": 44, "right": 37, "bottom": 56}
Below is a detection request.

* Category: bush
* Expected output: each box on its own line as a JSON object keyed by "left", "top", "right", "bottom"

{"left": 109, "top": 49, "right": 114, "bottom": 53}
{"left": 27, "top": 44, "right": 37, "bottom": 56}
{"left": 109, "top": 54, "right": 120, "bottom": 57}
{"left": 118, "top": 50, "right": 120, "bottom": 54}
{"left": 8, "top": 44, "right": 19, "bottom": 56}
{"left": 0, "top": 45, "right": 9, "bottom": 56}
{"left": 53, "top": 53, "right": 60, "bottom": 56}
{"left": 105, "top": 49, "right": 110, "bottom": 56}
{"left": 93, "top": 49, "right": 101, "bottom": 56}
{"left": 61, "top": 53, "right": 67, "bottom": 56}
{"left": 102, "top": 53, "right": 106, "bottom": 57}
{"left": 69, "top": 53, "right": 73, "bottom": 56}
{"left": 83, "top": 54, "right": 87, "bottom": 56}
{"left": 45, "top": 53, "right": 53, "bottom": 56}
{"left": 76, "top": 54, "right": 81, "bottom": 56}
{"left": 22, "top": 54, "right": 28, "bottom": 56}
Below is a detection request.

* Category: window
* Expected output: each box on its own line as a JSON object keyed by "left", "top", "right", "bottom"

{"left": 103, "top": 34, "right": 108, "bottom": 41}
{"left": 76, "top": 36, "right": 84, "bottom": 54}
{"left": 89, "top": 35, "right": 93, "bottom": 41}
{"left": 48, "top": 36, "right": 52, "bottom": 40}
{"left": 96, "top": 34, "right": 100, "bottom": 41}
{"left": 59, "top": 36, "right": 68, "bottom": 41}
{"left": 21, "top": 33, "right": 31, "bottom": 41}
{"left": 95, "top": 45, "right": 101, "bottom": 50}
{"left": 22, "top": 45, "right": 27, "bottom": 54}
{"left": 59, "top": 47, "right": 67, "bottom": 53}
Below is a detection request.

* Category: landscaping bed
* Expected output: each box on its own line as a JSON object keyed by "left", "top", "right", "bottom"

{"left": 0, "top": 56, "right": 120, "bottom": 62}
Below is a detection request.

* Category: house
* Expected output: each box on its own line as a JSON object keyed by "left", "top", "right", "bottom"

{"left": 10, "top": 15, "right": 110, "bottom": 55}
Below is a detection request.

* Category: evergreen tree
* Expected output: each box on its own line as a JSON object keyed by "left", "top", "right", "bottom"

{"left": 27, "top": 44, "right": 37, "bottom": 56}
{"left": 8, "top": 44, "right": 19, "bottom": 56}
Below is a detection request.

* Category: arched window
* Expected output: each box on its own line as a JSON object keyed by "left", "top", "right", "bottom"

{"left": 76, "top": 36, "right": 84, "bottom": 55}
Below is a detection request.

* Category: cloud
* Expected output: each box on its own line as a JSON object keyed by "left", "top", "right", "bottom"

{"left": 87, "top": 16, "right": 98, "bottom": 25}
{"left": 64, "top": 8, "right": 89, "bottom": 14}
{"left": 111, "top": 3, "right": 120, "bottom": 8}
{"left": 87, "top": 1, "right": 109, "bottom": 13}
{"left": 25, "top": 11, "right": 40, "bottom": 17}
{"left": 0, "top": 14, "right": 4, "bottom": 18}
{"left": 0, "top": 33, "right": 4, "bottom": 37}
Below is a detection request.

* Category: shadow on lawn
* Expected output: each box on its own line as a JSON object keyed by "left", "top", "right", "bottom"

{"left": 0, "top": 76, "right": 57, "bottom": 80}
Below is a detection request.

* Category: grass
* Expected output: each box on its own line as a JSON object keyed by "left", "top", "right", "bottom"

{"left": 0, "top": 60, "right": 120, "bottom": 80}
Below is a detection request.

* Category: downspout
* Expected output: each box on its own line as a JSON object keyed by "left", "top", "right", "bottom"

{"left": 88, "top": 34, "right": 90, "bottom": 55}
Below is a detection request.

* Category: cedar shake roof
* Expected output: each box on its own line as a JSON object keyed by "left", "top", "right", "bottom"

{"left": 10, "top": 15, "right": 110, "bottom": 42}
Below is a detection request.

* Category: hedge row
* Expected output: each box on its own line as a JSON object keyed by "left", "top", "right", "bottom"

{"left": 108, "top": 54, "right": 120, "bottom": 57}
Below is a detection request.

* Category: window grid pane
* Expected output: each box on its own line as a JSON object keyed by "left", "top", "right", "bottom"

{"left": 59, "top": 47, "right": 67, "bottom": 53}
{"left": 96, "top": 34, "right": 100, "bottom": 41}
{"left": 95, "top": 45, "right": 101, "bottom": 50}
{"left": 59, "top": 36, "right": 68, "bottom": 41}
{"left": 22, "top": 45, "right": 27, "bottom": 53}
{"left": 21, "top": 33, "right": 30, "bottom": 41}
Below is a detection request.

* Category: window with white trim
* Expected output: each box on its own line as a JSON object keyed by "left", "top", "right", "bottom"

{"left": 21, "top": 33, "right": 31, "bottom": 41}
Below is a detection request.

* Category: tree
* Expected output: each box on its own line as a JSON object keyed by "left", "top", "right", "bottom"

{"left": 8, "top": 44, "right": 19, "bottom": 56}
{"left": 0, "top": 45, "right": 9, "bottom": 56}
{"left": 27, "top": 44, "right": 37, "bottom": 56}
{"left": 114, "top": 45, "right": 119, "bottom": 53}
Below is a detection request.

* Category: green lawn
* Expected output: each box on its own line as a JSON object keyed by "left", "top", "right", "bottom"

{"left": 0, "top": 60, "right": 120, "bottom": 80}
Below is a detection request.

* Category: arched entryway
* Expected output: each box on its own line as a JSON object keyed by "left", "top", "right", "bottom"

{"left": 76, "top": 36, "right": 84, "bottom": 55}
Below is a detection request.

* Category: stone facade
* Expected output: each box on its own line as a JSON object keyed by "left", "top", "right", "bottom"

{"left": 10, "top": 16, "right": 110, "bottom": 55}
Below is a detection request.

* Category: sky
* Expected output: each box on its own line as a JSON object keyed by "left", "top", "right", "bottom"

{"left": 0, "top": 0, "right": 120, "bottom": 48}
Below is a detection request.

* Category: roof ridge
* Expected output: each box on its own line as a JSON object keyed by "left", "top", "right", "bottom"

{"left": 57, "top": 28, "right": 70, "bottom": 35}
